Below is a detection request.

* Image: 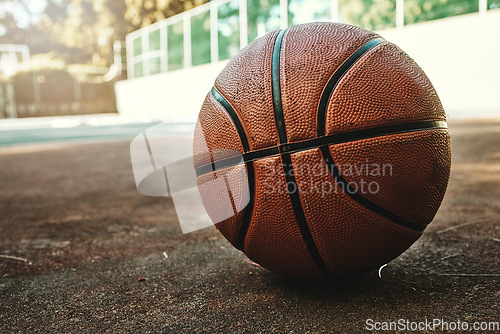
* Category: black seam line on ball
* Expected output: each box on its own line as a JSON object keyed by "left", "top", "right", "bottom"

{"left": 210, "top": 87, "right": 250, "bottom": 152}
{"left": 236, "top": 160, "right": 255, "bottom": 250}
{"left": 195, "top": 120, "right": 448, "bottom": 178}
{"left": 317, "top": 38, "right": 384, "bottom": 137}
{"left": 281, "top": 153, "right": 333, "bottom": 278}
{"left": 209, "top": 86, "right": 255, "bottom": 251}
{"left": 271, "top": 29, "right": 288, "bottom": 144}
{"left": 319, "top": 145, "right": 426, "bottom": 232}
{"left": 272, "top": 28, "right": 332, "bottom": 278}
{"left": 237, "top": 29, "right": 286, "bottom": 251}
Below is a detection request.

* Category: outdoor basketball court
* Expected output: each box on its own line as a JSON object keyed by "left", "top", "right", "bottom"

{"left": 1, "top": 0, "right": 499, "bottom": 331}
{"left": 0, "top": 118, "right": 498, "bottom": 332}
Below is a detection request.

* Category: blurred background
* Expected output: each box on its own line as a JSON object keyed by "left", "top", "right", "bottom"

{"left": 0, "top": 0, "right": 498, "bottom": 131}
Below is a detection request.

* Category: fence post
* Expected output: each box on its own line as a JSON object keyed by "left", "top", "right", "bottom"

{"left": 160, "top": 23, "right": 168, "bottom": 72}
{"left": 126, "top": 35, "right": 134, "bottom": 79}
{"left": 33, "top": 72, "right": 42, "bottom": 114}
{"left": 113, "top": 40, "right": 123, "bottom": 74}
{"left": 0, "top": 84, "right": 4, "bottom": 118}
{"left": 330, "top": 0, "right": 339, "bottom": 22}
{"left": 183, "top": 15, "right": 192, "bottom": 68}
{"left": 142, "top": 29, "right": 150, "bottom": 76}
{"left": 210, "top": 2, "right": 219, "bottom": 63}
{"left": 5, "top": 83, "right": 17, "bottom": 118}
{"left": 396, "top": 0, "right": 404, "bottom": 28}
{"left": 280, "top": 0, "right": 288, "bottom": 28}
{"left": 240, "top": 0, "right": 248, "bottom": 49}
{"left": 479, "top": 0, "right": 487, "bottom": 13}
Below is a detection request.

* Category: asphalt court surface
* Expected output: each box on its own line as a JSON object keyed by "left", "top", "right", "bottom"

{"left": 0, "top": 119, "right": 498, "bottom": 332}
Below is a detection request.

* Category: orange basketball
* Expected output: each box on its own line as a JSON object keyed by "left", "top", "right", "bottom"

{"left": 193, "top": 22, "right": 451, "bottom": 279}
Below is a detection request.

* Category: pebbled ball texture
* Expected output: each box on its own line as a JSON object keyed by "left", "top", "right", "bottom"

{"left": 193, "top": 22, "right": 451, "bottom": 279}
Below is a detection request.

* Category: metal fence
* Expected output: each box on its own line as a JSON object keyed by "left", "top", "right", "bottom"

{"left": 126, "top": 0, "right": 498, "bottom": 79}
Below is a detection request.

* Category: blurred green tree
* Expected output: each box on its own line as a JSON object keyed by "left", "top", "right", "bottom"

{"left": 124, "top": 0, "right": 206, "bottom": 28}
{"left": 339, "top": 0, "right": 396, "bottom": 30}
{"left": 405, "top": 0, "right": 479, "bottom": 24}
{"left": 0, "top": 0, "right": 206, "bottom": 66}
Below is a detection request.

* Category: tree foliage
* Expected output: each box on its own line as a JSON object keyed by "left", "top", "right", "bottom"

{"left": 338, "top": 0, "right": 480, "bottom": 31}
{"left": 404, "top": 0, "right": 479, "bottom": 24}
{"left": 124, "top": 0, "right": 205, "bottom": 29}
{"left": 0, "top": 0, "right": 206, "bottom": 66}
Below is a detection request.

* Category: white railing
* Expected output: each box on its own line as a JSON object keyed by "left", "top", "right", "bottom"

{"left": 125, "top": 0, "right": 495, "bottom": 79}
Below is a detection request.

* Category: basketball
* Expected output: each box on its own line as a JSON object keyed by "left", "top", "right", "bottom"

{"left": 193, "top": 22, "right": 451, "bottom": 279}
